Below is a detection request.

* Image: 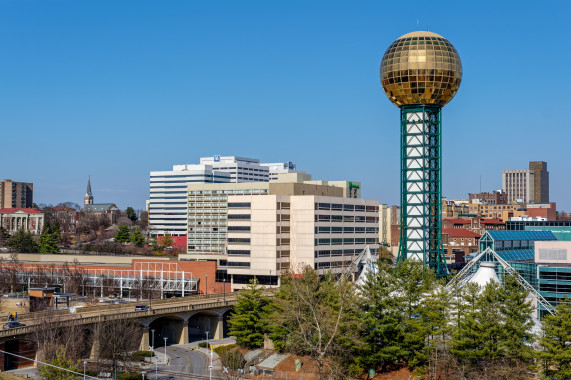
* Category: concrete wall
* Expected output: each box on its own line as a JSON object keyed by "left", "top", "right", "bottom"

{"left": 535, "top": 241, "right": 571, "bottom": 264}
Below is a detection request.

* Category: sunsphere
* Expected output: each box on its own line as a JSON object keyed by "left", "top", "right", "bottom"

{"left": 380, "top": 31, "right": 462, "bottom": 107}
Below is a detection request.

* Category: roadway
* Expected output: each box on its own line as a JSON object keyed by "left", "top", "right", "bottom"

{"left": 146, "top": 338, "right": 233, "bottom": 380}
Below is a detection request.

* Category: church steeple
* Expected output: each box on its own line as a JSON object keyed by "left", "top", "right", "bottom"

{"left": 84, "top": 176, "right": 94, "bottom": 206}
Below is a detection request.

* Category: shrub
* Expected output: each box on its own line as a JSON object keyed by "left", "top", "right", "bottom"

{"left": 198, "top": 342, "right": 208, "bottom": 348}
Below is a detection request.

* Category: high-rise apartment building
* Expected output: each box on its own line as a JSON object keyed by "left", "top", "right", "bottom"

{"left": 181, "top": 179, "right": 379, "bottom": 287}
{"left": 502, "top": 161, "right": 549, "bottom": 204}
{"left": 149, "top": 156, "right": 302, "bottom": 237}
{"left": 0, "top": 180, "right": 33, "bottom": 209}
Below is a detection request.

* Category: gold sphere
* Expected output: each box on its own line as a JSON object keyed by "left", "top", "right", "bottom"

{"left": 380, "top": 31, "right": 462, "bottom": 107}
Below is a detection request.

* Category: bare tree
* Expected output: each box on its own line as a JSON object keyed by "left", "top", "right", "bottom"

{"left": 32, "top": 310, "right": 90, "bottom": 362}
{"left": 92, "top": 318, "right": 143, "bottom": 374}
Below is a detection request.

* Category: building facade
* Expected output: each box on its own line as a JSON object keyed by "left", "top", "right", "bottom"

{"left": 529, "top": 161, "right": 549, "bottom": 203}
{"left": 468, "top": 191, "right": 507, "bottom": 205}
{"left": 149, "top": 165, "right": 231, "bottom": 236}
{"left": 149, "top": 157, "right": 302, "bottom": 236}
{"left": 81, "top": 178, "right": 119, "bottom": 224}
{"left": 0, "top": 208, "right": 44, "bottom": 235}
{"left": 0, "top": 180, "right": 33, "bottom": 209}
{"left": 181, "top": 181, "right": 379, "bottom": 287}
{"left": 502, "top": 161, "right": 549, "bottom": 204}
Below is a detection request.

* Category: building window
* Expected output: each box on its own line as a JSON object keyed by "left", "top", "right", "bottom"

{"left": 228, "top": 202, "right": 251, "bottom": 208}
{"left": 227, "top": 250, "right": 251, "bottom": 255}
{"left": 228, "top": 214, "right": 251, "bottom": 220}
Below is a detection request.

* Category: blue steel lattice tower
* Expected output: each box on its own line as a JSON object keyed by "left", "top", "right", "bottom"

{"left": 380, "top": 31, "right": 462, "bottom": 278}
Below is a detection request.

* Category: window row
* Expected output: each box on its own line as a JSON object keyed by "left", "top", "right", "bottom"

{"left": 315, "top": 238, "right": 378, "bottom": 246}
{"left": 315, "top": 215, "right": 378, "bottom": 223}
{"left": 315, "top": 203, "right": 377, "bottom": 212}
{"left": 316, "top": 226, "right": 378, "bottom": 234}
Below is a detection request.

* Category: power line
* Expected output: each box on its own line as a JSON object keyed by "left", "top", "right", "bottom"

{"left": 0, "top": 348, "right": 100, "bottom": 379}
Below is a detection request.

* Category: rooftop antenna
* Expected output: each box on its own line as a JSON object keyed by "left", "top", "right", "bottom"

{"left": 480, "top": 174, "right": 482, "bottom": 193}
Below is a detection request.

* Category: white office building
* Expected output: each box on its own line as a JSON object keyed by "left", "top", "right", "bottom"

{"left": 260, "top": 162, "right": 304, "bottom": 181}
{"left": 149, "top": 156, "right": 302, "bottom": 236}
{"left": 199, "top": 156, "right": 270, "bottom": 182}
{"left": 149, "top": 164, "right": 231, "bottom": 236}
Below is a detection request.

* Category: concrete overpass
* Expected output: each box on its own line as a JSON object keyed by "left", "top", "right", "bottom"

{"left": 0, "top": 292, "right": 262, "bottom": 371}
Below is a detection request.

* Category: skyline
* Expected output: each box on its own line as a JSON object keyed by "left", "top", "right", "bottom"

{"left": 1, "top": 1, "right": 569, "bottom": 209}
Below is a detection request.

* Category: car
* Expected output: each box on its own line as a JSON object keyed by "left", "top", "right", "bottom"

{"left": 3, "top": 322, "right": 26, "bottom": 329}
{"left": 134, "top": 305, "right": 150, "bottom": 311}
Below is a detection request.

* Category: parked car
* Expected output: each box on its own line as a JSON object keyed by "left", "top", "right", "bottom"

{"left": 3, "top": 322, "right": 26, "bottom": 329}
{"left": 134, "top": 304, "right": 150, "bottom": 311}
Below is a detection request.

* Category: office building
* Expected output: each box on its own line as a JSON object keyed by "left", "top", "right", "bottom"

{"left": 200, "top": 156, "right": 270, "bottom": 182}
{"left": 0, "top": 180, "right": 33, "bottom": 209}
{"left": 149, "top": 156, "right": 302, "bottom": 238}
{"left": 181, "top": 179, "right": 379, "bottom": 287}
{"left": 502, "top": 161, "right": 549, "bottom": 204}
{"left": 149, "top": 165, "right": 231, "bottom": 237}
{"left": 260, "top": 162, "right": 305, "bottom": 181}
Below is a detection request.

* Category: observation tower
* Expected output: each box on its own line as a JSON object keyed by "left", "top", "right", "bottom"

{"left": 380, "top": 31, "right": 462, "bottom": 278}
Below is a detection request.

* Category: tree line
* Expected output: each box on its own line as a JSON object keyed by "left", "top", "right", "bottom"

{"left": 228, "top": 261, "right": 571, "bottom": 380}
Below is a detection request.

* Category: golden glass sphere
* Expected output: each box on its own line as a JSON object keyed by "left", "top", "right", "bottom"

{"left": 380, "top": 31, "right": 462, "bottom": 107}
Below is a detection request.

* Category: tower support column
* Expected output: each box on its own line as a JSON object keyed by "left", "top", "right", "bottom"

{"left": 397, "top": 105, "right": 448, "bottom": 278}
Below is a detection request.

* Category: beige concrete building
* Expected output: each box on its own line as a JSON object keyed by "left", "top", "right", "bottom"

{"left": 502, "top": 161, "right": 549, "bottom": 204}
{"left": 181, "top": 177, "right": 379, "bottom": 288}
{"left": 0, "top": 180, "right": 33, "bottom": 209}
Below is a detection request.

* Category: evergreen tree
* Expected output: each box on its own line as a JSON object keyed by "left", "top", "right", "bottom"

{"left": 125, "top": 207, "right": 138, "bottom": 222}
{"left": 499, "top": 274, "right": 535, "bottom": 365}
{"left": 130, "top": 228, "right": 145, "bottom": 247}
{"left": 39, "top": 348, "right": 81, "bottom": 380}
{"left": 538, "top": 297, "right": 571, "bottom": 379}
{"left": 39, "top": 221, "right": 60, "bottom": 254}
{"left": 8, "top": 229, "right": 38, "bottom": 253}
{"left": 161, "top": 231, "right": 173, "bottom": 248}
{"left": 451, "top": 282, "right": 483, "bottom": 365}
{"left": 393, "top": 260, "right": 439, "bottom": 369}
{"left": 228, "top": 280, "right": 273, "bottom": 349}
{"left": 114, "top": 225, "right": 131, "bottom": 243}
{"left": 357, "top": 262, "right": 407, "bottom": 373}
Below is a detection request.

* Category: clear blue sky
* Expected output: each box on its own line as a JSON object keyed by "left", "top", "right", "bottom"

{"left": 1, "top": 1, "right": 569, "bottom": 210}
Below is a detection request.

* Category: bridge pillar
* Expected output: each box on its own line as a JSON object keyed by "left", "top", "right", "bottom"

{"left": 179, "top": 322, "right": 189, "bottom": 345}
{"left": 213, "top": 317, "right": 224, "bottom": 340}
{"left": 140, "top": 329, "right": 150, "bottom": 352}
{"left": 89, "top": 339, "right": 101, "bottom": 360}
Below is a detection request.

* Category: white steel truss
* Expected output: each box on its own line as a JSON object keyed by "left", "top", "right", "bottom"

{"left": 12, "top": 262, "right": 198, "bottom": 298}
{"left": 446, "top": 248, "right": 555, "bottom": 315}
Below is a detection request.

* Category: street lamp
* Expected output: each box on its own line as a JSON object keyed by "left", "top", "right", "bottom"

{"left": 141, "top": 371, "right": 146, "bottom": 380}
{"left": 223, "top": 277, "right": 226, "bottom": 302}
{"left": 151, "top": 329, "right": 155, "bottom": 353}
{"left": 205, "top": 274, "right": 208, "bottom": 295}
{"left": 205, "top": 330, "right": 209, "bottom": 348}
{"left": 163, "top": 337, "right": 168, "bottom": 364}
{"left": 83, "top": 361, "right": 86, "bottom": 380}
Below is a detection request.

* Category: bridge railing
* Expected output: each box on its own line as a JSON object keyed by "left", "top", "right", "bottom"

{"left": 16, "top": 292, "right": 240, "bottom": 321}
